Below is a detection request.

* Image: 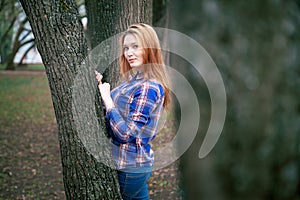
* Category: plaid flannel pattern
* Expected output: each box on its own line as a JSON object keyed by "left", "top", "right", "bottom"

{"left": 106, "top": 73, "right": 164, "bottom": 170}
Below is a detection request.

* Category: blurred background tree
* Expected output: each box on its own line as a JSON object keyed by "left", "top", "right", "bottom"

{"left": 0, "top": 0, "right": 20, "bottom": 67}
{"left": 169, "top": 0, "right": 300, "bottom": 199}
{"left": 0, "top": 1, "right": 36, "bottom": 70}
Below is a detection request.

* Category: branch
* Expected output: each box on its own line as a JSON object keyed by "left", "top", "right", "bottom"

{"left": 18, "top": 43, "right": 35, "bottom": 65}
{"left": 19, "top": 30, "right": 32, "bottom": 42}
{"left": 20, "top": 38, "right": 35, "bottom": 47}
{"left": 12, "top": 38, "right": 35, "bottom": 58}
{"left": 13, "top": 16, "right": 28, "bottom": 43}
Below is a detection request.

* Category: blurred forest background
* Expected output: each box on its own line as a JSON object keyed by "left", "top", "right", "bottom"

{"left": 1, "top": 0, "right": 300, "bottom": 199}
{"left": 169, "top": 0, "right": 300, "bottom": 199}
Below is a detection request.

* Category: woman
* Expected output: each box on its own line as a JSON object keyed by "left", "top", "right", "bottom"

{"left": 95, "top": 23, "right": 171, "bottom": 200}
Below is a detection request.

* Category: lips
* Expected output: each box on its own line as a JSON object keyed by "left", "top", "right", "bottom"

{"left": 128, "top": 58, "right": 136, "bottom": 63}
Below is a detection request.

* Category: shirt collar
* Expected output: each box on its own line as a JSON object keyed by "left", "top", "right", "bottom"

{"left": 131, "top": 71, "right": 145, "bottom": 81}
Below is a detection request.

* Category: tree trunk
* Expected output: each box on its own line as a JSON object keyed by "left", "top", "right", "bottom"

{"left": 19, "top": 0, "right": 122, "bottom": 199}
{"left": 85, "top": 0, "right": 152, "bottom": 87}
{"left": 19, "top": 0, "right": 153, "bottom": 199}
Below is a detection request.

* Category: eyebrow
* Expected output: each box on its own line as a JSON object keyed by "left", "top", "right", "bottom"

{"left": 123, "top": 42, "right": 137, "bottom": 46}
{"left": 123, "top": 42, "right": 137, "bottom": 45}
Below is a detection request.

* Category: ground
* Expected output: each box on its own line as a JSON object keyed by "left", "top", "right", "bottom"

{"left": 0, "top": 70, "right": 183, "bottom": 200}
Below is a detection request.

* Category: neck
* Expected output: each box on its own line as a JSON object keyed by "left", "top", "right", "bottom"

{"left": 132, "top": 66, "right": 144, "bottom": 73}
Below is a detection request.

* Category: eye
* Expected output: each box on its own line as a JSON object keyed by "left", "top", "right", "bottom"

{"left": 133, "top": 45, "right": 138, "bottom": 49}
{"left": 124, "top": 46, "right": 129, "bottom": 51}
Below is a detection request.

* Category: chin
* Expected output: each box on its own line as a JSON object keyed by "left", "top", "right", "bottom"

{"left": 130, "top": 64, "right": 141, "bottom": 68}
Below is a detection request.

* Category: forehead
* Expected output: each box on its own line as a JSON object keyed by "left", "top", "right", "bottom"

{"left": 123, "top": 34, "right": 138, "bottom": 45}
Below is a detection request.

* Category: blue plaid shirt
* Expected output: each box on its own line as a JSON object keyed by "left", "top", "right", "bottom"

{"left": 106, "top": 72, "right": 164, "bottom": 171}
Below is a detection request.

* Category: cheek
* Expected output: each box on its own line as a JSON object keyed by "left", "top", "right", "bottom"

{"left": 137, "top": 50, "right": 144, "bottom": 60}
{"left": 124, "top": 53, "right": 129, "bottom": 60}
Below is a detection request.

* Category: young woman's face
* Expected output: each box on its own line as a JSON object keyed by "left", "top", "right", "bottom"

{"left": 123, "top": 34, "right": 144, "bottom": 68}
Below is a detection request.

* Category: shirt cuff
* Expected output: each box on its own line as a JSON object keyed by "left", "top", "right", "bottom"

{"left": 106, "top": 106, "right": 117, "bottom": 116}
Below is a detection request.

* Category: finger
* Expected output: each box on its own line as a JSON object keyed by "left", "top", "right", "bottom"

{"left": 95, "top": 70, "right": 103, "bottom": 77}
{"left": 96, "top": 73, "right": 103, "bottom": 80}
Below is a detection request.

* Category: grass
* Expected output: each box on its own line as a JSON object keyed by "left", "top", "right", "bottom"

{"left": 0, "top": 73, "right": 55, "bottom": 131}
{"left": 0, "top": 71, "right": 65, "bottom": 199}
{"left": 0, "top": 63, "right": 45, "bottom": 71}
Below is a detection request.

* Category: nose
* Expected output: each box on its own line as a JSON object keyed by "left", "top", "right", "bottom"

{"left": 126, "top": 51, "right": 134, "bottom": 59}
{"left": 127, "top": 50, "right": 133, "bottom": 56}
{"left": 127, "top": 48, "right": 134, "bottom": 55}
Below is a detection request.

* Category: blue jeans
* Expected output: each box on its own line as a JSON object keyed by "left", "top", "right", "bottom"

{"left": 117, "top": 170, "right": 152, "bottom": 200}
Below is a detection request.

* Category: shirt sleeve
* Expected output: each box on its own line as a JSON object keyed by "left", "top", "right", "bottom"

{"left": 106, "top": 82, "right": 161, "bottom": 144}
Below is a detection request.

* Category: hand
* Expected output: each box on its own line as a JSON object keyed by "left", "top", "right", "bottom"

{"left": 98, "top": 82, "right": 111, "bottom": 100}
{"left": 98, "top": 83, "right": 114, "bottom": 111}
{"left": 95, "top": 71, "right": 115, "bottom": 111}
{"left": 94, "top": 70, "right": 103, "bottom": 85}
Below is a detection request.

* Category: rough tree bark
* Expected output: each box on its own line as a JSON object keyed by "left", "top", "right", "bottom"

{"left": 85, "top": 0, "right": 152, "bottom": 87}
{"left": 19, "top": 0, "right": 152, "bottom": 199}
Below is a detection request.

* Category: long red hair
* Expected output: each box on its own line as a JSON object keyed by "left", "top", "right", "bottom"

{"left": 119, "top": 23, "right": 171, "bottom": 109}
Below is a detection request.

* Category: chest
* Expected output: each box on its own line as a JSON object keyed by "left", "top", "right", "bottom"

{"left": 111, "top": 80, "right": 144, "bottom": 112}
